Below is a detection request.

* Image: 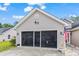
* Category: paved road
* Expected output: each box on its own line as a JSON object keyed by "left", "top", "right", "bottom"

{"left": 0, "top": 47, "right": 63, "bottom": 56}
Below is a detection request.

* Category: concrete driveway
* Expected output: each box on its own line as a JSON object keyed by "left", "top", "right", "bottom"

{"left": 0, "top": 47, "right": 63, "bottom": 56}
{"left": 65, "top": 45, "right": 79, "bottom": 56}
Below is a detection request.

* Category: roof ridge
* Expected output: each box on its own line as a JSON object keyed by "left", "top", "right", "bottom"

{"left": 14, "top": 8, "right": 68, "bottom": 29}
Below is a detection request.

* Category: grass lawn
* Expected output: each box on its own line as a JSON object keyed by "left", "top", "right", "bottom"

{"left": 0, "top": 39, "right": 16, "bottom": 52}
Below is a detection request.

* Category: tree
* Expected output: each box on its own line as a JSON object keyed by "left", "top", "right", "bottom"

{"left": 0, "top": 23, "right": 2, "bottom": 28}
{"left": 2, "top": 23, "right": 14, "bottom": 28}
{"left": 69, "top": 16, "right": 79, "bottom": 22}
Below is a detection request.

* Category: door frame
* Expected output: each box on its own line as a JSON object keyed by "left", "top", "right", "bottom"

{"left": 34, "top": 31, "right": 41, "bottom": 47}
{"left": 21, "top": 31, "right": 33, "bottom": 46}
{"left": 21, "top": 30, "right": 57, "bottom": 48}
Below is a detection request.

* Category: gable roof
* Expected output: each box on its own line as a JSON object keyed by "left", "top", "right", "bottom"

{"left": 14, "top": 8, "right": 68, "bottom": 29}
{"left": 72, "top": 20, "right": 79, "bottom": 28}
{"left": 71, "top": 20, "right": 79, "bottom": 31}
{"left": 71, "top": 27, "right": 79, "bottom": 31}
{"left": 63, "top": 19, "right": 74, "bottom": 24}
{"left": 0, "top": 28, "right": 10, "bottom": 34}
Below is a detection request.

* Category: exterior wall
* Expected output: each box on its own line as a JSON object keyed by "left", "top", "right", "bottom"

{"left": 0, "top": 34, "right": 4, "bottom": 41}
{"left": 16, "top": 11, "right": 65, "bottom": 50}
{"left": 0, "top": 29, "right": 16, "bottom": 41}
{"left": 71, "top": 30, "right": 79, "bottom": 47}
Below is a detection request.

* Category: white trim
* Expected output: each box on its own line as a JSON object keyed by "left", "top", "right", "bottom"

{"left": 14, "top": 8, "right": 68, "bottom": 29}
{"left": 36, "top": 8, "right": 68, "bottom": 26}
{"left": 67, "top": 19, "right": 74, "bottom": 23}
{"left": 40, "top": 31, "right": 41, "bottom": 47}
{"left": 14, "top": 9, "right": 35, "bottom": 29}
{"left": 33, "top": 31, "right": 35, "bottom": 47}
{"left": 71, "top": 27, "right": 79, "bottom": 31}
{"left": 57, "top": 31, "right": 58, "bottom": 50}
{"left": 20, "top": 32, "right": 22, "bottom": 46}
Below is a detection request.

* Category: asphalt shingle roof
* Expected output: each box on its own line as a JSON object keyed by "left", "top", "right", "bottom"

{"left": 0, "top": 28, "right": 10, "bottom": 35}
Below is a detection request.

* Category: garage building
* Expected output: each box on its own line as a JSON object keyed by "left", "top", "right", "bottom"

{"left": 14, "top": 8, "right": 67, "bottom": 50}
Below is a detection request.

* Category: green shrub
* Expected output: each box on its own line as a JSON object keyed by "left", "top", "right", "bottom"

{"left": 9, "top": 38, "right": 16, "bottom": 46}
{"left": 0, "top": 41, "right": 13, "bottom": 52}
{"left": 0, "top": 37, "right": 16, "bottom": 52}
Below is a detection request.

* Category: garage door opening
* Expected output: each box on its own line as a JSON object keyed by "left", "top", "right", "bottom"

{"left": 22, "top": 32, "right": 33, "bottom": 46}
{"left": 41, "top": 31, "right": 57, "bottom": 48}
{"left": 35, "top": 32, "right": 40, "bottom": 47}
{"left": 21, "top": 31, "right": 57, "bottom": 48}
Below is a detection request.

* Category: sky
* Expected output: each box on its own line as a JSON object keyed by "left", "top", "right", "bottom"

{"left": 0, "top": 3, "right": 79, "bottom": 25}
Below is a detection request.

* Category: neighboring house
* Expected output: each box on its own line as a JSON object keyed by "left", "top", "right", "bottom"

{"left": 0, "top": 28, "right": 16, "bottom": 41}
{"left": 63, "top": 19, "right": 74, "bottom": 44}
{"left": 63, "top": 19, "right": 74, "bottom": 29}
{"left": 71, "top": 21, "right": 79, "bottom": 47}
{"left": 14, "top": 8, "right": 68, "bottom": 51}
